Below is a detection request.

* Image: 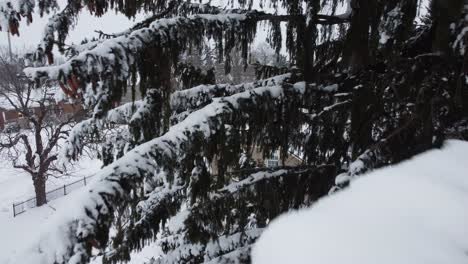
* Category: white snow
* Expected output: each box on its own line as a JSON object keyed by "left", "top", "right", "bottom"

{"left": 171, "top": 73, "right": 291, "bottom": 112}
{"left": 335, "top": 0, "right": 352, "bottom": 19}
{"left": 379, "top": 31, "right": 390, "bottom": 45}
{"left": 253, "top": 140, "right": 468, "bottom": 264}
{"left": 0, "top": 156, "right": 101, "bottom": 264}
{"left": 0, "top": 153, "right": 162, "bottom": 264}
{"left": 217, "top": 169, "right": 288, "bottom": 194}
{"left": 321, "top": 84, "right": 338, "bottom": 92}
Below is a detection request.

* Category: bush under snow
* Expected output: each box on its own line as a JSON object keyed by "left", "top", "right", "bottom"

{"left": 253, "top": 140, "right": 468, "bottom": 264}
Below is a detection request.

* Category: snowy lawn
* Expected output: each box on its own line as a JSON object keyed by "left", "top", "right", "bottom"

{"left": 0, "top": 156, "right": 162, "bottom": 264}
{"left": 253, "top": 140, "right": 468, "bottom": 264}
{"left": 0, "top": 156, "right": 102, "bottom": 264}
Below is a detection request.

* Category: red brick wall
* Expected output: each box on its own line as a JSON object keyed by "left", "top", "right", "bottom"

{"left": 3, "top": 110, "right": 19, "bottom": 121}
{"left": 0, "top": 102, "right": 83, "bottom": 130}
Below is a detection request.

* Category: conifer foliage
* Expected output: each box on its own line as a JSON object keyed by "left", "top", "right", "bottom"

{"left": 3, "top": 0, "right": 468, "bottom": 263}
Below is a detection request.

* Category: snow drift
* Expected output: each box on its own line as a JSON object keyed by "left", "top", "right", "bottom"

{"left": 253, "top": 140, "right": 468, "bottom": 264}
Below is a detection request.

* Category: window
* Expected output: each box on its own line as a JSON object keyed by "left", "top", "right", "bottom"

{"left": 266, "top": 159, "right": 279, "bottom": 167}
{"left": 265, "top": 150, "right": 280, "bottom": 168}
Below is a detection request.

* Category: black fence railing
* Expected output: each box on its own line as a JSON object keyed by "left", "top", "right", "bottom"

{"left": 12, "top": 175, "right": 94, "bottom": 217}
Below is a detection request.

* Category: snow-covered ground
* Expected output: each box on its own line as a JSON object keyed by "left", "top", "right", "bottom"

{"left": 0, "top": 154, "right": 162, "bottom": 264}
{"left": 253, "top": 140, "right": 468, "bottom": 264}
{"left": 0, "top": 156, "right": 101, "bottom": 264}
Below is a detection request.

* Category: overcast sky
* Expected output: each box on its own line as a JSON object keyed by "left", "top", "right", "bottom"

{"left": 0, "top": 0, "right": 281, "bottom": 57}
{"left": 0, "top": 0, "right": 145, "bottom": 53}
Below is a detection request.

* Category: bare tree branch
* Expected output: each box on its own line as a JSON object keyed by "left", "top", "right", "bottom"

{"left": 0, "top": 52, "right": 87, "bottom": 206}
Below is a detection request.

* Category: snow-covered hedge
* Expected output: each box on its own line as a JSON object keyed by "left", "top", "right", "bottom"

{"left": 253, "top": 140, "right": 468, "bottom": 264}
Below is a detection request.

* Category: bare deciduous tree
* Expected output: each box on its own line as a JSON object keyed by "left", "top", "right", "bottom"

{"left": 0, "top": 55, "right": 83, "bottom": 206}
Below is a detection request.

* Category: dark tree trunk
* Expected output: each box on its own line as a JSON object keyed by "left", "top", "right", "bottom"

{"left": 33, "top": 174, "right": 47, "bottom": 206}
{"left": 431, "top": 0, "right": 464, "bottom": 54}
{"left": 380, "top": 0, "right": 418, "bottom": 60}
{"left": 350, "top": 84, "right": 377, "bottom": 159}
{"left": 346, "top": 0, "right": 371, "bottom": 72}
{"left": 303, "top": 2, "right": 319, "bottom": 83}
{"left": 159, "top": 48, "right": 173, "bottom": 134}
{"left": 303, "top": 23, "right": 316, "bottom": 83}
{"left": 368, "top": 0, "right": 384, "bottom": 63}
{"left": 455, "top": 32, "right": 468, "bottom": 110}
{"left": 395, "top": 0, "right": 417, "bottom": 47}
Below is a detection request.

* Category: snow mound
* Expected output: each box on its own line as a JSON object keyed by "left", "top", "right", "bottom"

{"left": 253, "top": 140, "right": 468, "bottom": 264}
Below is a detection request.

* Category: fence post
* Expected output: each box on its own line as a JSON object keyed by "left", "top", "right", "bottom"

{"left": 12, "top": 203, "right": 15, "bottom": 217}
{"left": 84, "top": 176, "right": 87, "bottom": 186}
{"left": 64, "top": 184, "right": 66, "bottom": 195}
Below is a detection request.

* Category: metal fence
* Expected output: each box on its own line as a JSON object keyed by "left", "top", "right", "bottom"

{"left": 12, "top": 175, "right": 94, "bottom": 217}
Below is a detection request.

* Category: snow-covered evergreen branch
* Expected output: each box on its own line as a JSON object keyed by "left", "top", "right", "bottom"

{"left": 19, "top": 79, "right": 308, "bottom": 264}
{"left": 60, "top": 99, "right": 144, "bottom": 162}
{"left": 107, "top": 100, "right": 144, "bottom": 124}
{"left": 170, "top": 73, "right": 291, "bottom": 114}
{"left": 23, "top": 11, "right": 261, "bottom": 80}
{"left": 135, "top": 158, "right": 331, "bottom": 263}
{"left": 0, "top": 0, "right": 57, "bottom": 35}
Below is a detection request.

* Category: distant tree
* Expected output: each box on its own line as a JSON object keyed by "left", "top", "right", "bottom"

{"left": 0, "top": 55, "right": 83, "bottom": 206}
{"left": 251, "top": 42, "right": 288, "bottom": 67}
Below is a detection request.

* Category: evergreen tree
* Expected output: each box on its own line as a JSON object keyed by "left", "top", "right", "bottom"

{"left": 2, "top": 0, "right": 468, "bottom": 263}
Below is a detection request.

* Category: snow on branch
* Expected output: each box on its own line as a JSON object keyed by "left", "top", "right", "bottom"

{"left": 203, "top": 245, "right": 252, "bottom": 264}
{"left": 308, "top": 99, "right": 351, "bottom": 122}
{"left": 62, "top": 72, "right": 295, "bottom": 164}
{"left": 155, "top": 214, "right": 261, "bottom": 264}
{"left": 23, "top": 11, "right": 268, "bottom": 81}
{"left": 141, "top": 159, "right": 337, "bottom": 264}
{"left": 107, "top": 100, "right": 144, "bottom": 124}
{"left": 31, "top": 2, "right": 228, "bottom": 65}
{"left": 23, "top": 10, "right": 270, "bottom": 118}
{"left": 30, "top": 3, "right": 77, "bottom": 65}
{"left": 330, "top": 113, "right": 424, "bottom": 193}
{"left": 122, "top": 164, "right": 328, "bottom": 264}
{"left": 128, "top": 89, "right": 163, "bottom": 142}
{"left": 170, "top": 73, "right": 291, "bottom": 114}
{"left": 151, "top": 230, "right": 258, "bottom": 263}
{"left": 0, "top": 0, "right": 33, "bottom": 34}
{"left": 204, "top": 228, "right": 263, "bottom": 263}
{"left": 0, "top": 0, "right": 57, "bottom": 35}
{"left": 129, "top": 166, "right": 324, "bottom": 263}
{"left": 59, "top": 118, "right": 99, "bottom": 163}
{"left": 17, "top": 80, "right": 308, "bottom": 264}
{"left": 452, "top": 5, "right": 468, "bottom": 56}
{"left": 59, "top": 99, "right": 143, "bottom": 163}
{"left": 214, "top": 165, "right": 328, "bottom": 197}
